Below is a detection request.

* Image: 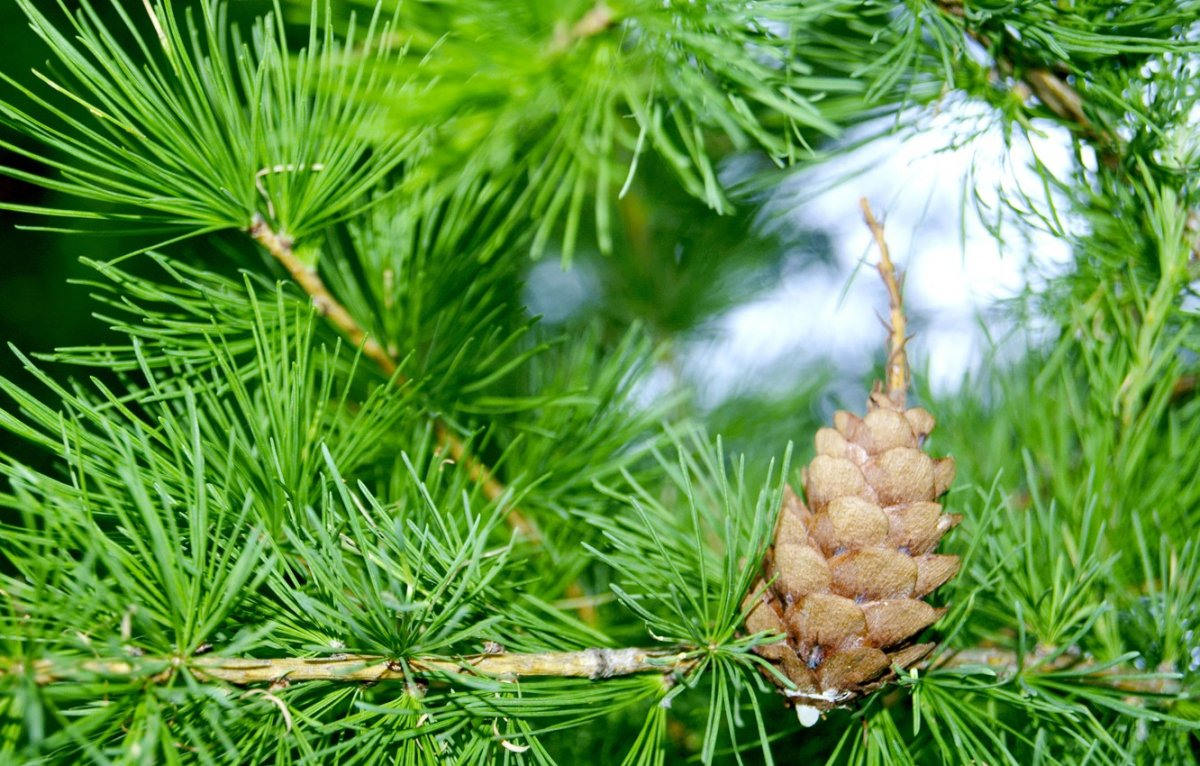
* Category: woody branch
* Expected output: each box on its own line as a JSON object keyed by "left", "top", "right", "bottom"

{"left": 4, "top": 647, "right": 1176, "bottom": 696}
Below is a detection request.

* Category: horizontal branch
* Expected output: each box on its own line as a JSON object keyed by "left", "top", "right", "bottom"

{"left": 4, "top": 645, "right": 1176, "bottom": 696}
{"left": 932, "top": 646, "right": 1180, "bottom": 695}
{"left": 8, "top": 648, "right": 695, "bottom": 687}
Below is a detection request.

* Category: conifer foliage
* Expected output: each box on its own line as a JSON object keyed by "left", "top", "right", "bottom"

{"left": 0, "top": 1, "right": 1197, "bottom": 764}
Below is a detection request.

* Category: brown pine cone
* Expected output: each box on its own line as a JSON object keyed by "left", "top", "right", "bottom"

{"left": 744, "top": 387, "right": 960, "bottom": 719}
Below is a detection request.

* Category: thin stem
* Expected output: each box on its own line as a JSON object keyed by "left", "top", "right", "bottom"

{"left": 248, "top": 215, "right": 539, "bottom": 541}
{"left": 250, "top": 216, "right": 396, "bottom": 377}
{"left": 859, "top": 198, "right": 908, "bottom": 402}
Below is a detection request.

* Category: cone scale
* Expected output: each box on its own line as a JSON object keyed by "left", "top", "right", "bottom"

{"left": 744, "top": 387, "right": 960, "bottom": 715}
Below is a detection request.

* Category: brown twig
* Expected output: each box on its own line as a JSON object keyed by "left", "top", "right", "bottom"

{"left": 6, "top": 646, "right": 1176, "bottom": 696}
{"left": 250, "top": 216, "right": 396, "bottom": 377}
{"left": 859, "top": 198, "right": 909, "bottom": 402}
{"left": 248, "top": 215, "right": 539, "bottom": 541}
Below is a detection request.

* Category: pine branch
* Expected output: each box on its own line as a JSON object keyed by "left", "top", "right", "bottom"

{"left": 248, "top": 215, "right": 539, "bottom": 541}
{"left": 4, "top": 647, "right": 1175, "bottom": 695}
{"left": 931, "top": 647, "right": 1181, "bottom": 696}
{"left": 7, "top": 649, "right": 696, "bottom": 686}
{"left": 1003, "top": 63, "right": 1120, "bottom": 169}
{"left": 936, "top": 0, "right": 1122, "bottom": 167}
{"left": 859, "top": 198, "right": 908, "bottom": 402}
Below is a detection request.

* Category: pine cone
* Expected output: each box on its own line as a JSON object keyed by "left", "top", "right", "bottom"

{"left": 744, "top": 388, "right": 960, "bottom": 716}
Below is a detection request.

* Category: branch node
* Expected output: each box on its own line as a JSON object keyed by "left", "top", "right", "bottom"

{"left": 587, "top": 648, "right": 608, "bottom": 679}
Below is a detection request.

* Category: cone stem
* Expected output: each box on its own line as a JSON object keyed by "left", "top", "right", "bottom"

{"left": 859, "top": 198, "right": 908, "bottom": 402}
